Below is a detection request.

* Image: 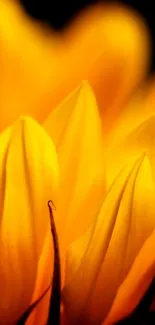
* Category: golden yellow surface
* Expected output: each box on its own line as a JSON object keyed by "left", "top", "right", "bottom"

{"left": 0, "top": 1, "right": 154, "bottom": 325}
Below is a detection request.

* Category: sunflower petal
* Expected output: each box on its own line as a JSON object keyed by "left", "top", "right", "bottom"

{"left": 0, "top": 116, "right": 59, "bottom": 323}
{"left": 113, "top": 279, "right": 155, "bottom": 324}
{"left": 63, "top": 154, "right": 155, "bottom": 324}
{"left": 105, "top": 94, "right": 155, "bottom": 188}
{"left": 104, "top": 230, "right": 155, "bottom": 324}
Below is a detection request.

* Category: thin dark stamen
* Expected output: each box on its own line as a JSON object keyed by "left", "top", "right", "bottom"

{"left": 46, "top": 200, "right": 61, "bottom": 325}
{"left": 49, "top": 200, "right": 56, "bottom": 211}
{"left": 17, "top": 285, "right": 51, "bottom": 324}
{"left": 16, "top": 200, "right": 61, "bottom": 325}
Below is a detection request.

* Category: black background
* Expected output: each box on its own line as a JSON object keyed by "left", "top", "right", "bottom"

{"left": 19, "top": 0, "right": 155, "bottom": 72}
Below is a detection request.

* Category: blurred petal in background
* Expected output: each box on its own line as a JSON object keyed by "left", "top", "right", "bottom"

{"left": 0, "top": 0, "right": 151, "bottom": 135}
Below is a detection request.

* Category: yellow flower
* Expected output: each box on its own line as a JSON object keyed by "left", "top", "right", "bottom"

{"left": 0, "top": 1, "right": 154, "bottom": 325}
{"left": 0, "top": 0, "right": 150, "bottom": 134}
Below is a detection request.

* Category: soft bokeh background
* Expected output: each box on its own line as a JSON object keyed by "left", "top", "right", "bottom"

{"left": 20, "top": 0, "right": 155, "bottom": 72}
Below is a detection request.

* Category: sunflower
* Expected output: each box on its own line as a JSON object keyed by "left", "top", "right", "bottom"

{"left": 0, "top": 1, "right": 154, "bottom": 325}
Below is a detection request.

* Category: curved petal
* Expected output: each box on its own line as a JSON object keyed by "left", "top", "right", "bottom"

{"left": 44, "top": 82, "right": 105, "bottom": 283}
{"left": 63, "top": 153, "right": 155, "bottom": 325}
{"left": 0, "top": 1, "right": 150, "bottom": 133}
{"left": 105, "top": 83, "right": 155, "bottom": 187}
{"left": 104, "top": 230, "right": 155, "bottom": 324}
{"left": 0, "top": 116, "right": 59, "bottom": 324}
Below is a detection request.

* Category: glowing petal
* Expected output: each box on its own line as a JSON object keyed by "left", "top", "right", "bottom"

{"left": 104, "top": 230, "right": 155, "bottom": 324}
{"left": 104, "top": 78, "right": 155, "bottom": 185}
{"left": 63, "top": 154, "right": 155, "bottom": 325}
{"left": 0, "top": 1, "right": 150, "bottom": 133}
{"left": 106, "top": 108, "right": 155, "bottom": 187}
{"left": 0, "top": 117, "right": 59, "bottom": 324}
{"left": 44, "top": 82, "right": 105, "bottom": 267}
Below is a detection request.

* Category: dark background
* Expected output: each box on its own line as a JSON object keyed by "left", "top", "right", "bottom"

{"left": 20, "top": 0, "right": 155, "bottom": 73}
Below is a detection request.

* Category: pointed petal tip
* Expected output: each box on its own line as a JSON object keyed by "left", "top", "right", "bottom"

{"left": 79, "top": 80, "right": 92, "bottom": 90}
{"left": 78, "top": 80, "right": 98, "bottom": 101}
{"left": 11, "top": 116, "right": 40, "bottom": 132}
{"left": 12, "top": 115, "right": 56, "bottom": 147}
{"left": 14, "top": 115, "right": 39, "bottom": 126}
{"left": 13, "top": 115, "right": 57, "bottom": 146}
{"left": 59, "top": 80, "right": 96, "bottom": 109}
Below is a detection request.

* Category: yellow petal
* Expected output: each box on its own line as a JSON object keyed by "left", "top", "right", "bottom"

{"left": 0, "top": 116, "right": 59, "bottom": 323}
{"left": 0, "top": 1, "right": 150, "bottom": 133}
{"left": 104, "top": 230, "right": 155, "bottom": 324}
{"left": 104, "top": 74, "right": 155, "bottom": 186}
{"left": 106, "top": 77, "right": 155, "bottom": 147}
{"left": 106, "top": 106, "right": 155, "bottom": 187}
{"left": 44, "top": 82, "right": 105, "bottom": 275}
{"left": 63, "top": 153, "right": 155, "bottom": 324}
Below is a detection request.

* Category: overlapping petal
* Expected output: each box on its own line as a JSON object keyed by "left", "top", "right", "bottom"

{"left": 63, "top": 153, "right": 155, "bottom": 325}
{"left": 44, "top": 82, "right": 105, "bottom": 264}
{"left": 104, "top": 229, "right": 155, "bottom": 324}
{"left": 0, "top": 116, "right": 59, "bottom": 324}
{"left": 105, "top": 90, "right": 155, "bottom": 187}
